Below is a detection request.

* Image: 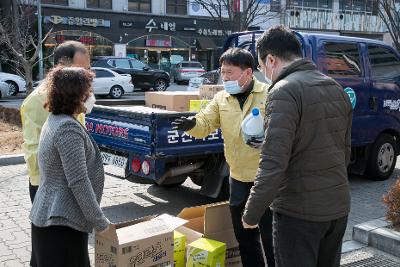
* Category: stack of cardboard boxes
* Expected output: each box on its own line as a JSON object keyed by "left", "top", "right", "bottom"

{"left": 95, "top": 202, "right": 242, "bottom": 267}
{"left": 145, "top": 85, "right": 224, "bottom": 113}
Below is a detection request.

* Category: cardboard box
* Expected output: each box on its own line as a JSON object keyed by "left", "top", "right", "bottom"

{"left": 95, "top": 214, "right": 187, "bottom": 267}
{"left": 177, "top": 202, "right": 242, "bottom": 267}
{"left": 199, "top": 85, "right": 224, "bottom": 100}
{"left": 189, "top": 100, "right": 211, "bottom": 112}
{"left": 186, "top": 238, "right": 226, "bottom": 267}
{"left": 174, "top": 231, "right": 186, "bottom": 267}
{"left": 145, "top": 91, "right": 200, "bottom": 112}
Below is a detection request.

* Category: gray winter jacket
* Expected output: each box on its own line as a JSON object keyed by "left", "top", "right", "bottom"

{"left": 243, "top": 59, "right": 352, "bottom": 225}
{"left": 30, "top": 114, "right": 109, "bottom": 233}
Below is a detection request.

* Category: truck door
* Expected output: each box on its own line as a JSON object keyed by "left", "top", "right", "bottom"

{"left": 365, "top": 44, "right": 400, "bottom": 135}
{"left": 317, "top": 40, "right": 369, "bottom": 145}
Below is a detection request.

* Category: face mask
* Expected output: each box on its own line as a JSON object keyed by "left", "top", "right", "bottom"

{"left": 223, "top": 72, "right": 248, "bottom": 95}
{"left": 84, "top": 94, "right": 96, "bottom": 114}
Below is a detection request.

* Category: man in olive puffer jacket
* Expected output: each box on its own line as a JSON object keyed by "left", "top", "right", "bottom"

{"left": 242, "top": 25, "right": 352, "bottom": 267}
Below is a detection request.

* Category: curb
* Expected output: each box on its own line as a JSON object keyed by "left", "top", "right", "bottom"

{"left": 0, "top": 154, "right": 25, "bottom": 166}
{"left": 353, "top": 217, "right": 400, "bottom": 257}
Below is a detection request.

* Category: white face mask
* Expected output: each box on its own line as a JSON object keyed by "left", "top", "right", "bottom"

{"left": 84, "top": 94, "right": 96, "bottom": 114}
{"left": 223, "top": 72, "right": 248, "bottom": 95}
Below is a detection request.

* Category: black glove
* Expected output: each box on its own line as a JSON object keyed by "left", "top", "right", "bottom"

{"left": 246, "top": 136, "right": 264, "bottom": 149}
{"left": 172, "top": 117, "right": 196, "bottom": 131}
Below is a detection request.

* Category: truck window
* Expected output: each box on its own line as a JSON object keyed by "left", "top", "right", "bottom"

{"left": 368, "top": 45, "right": 400, "bottom": 81}
{"left": 114, "top": 59, "right": 131, "bottom": 69}
{"left": 322, "top": 42, "right": 362, "bottom": 78}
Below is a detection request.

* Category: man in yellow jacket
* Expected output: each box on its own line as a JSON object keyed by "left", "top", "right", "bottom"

{"left": 21, "top": 41, "right": 90, "bottom": 203}
{"left": 172, "top": 48, "right": 274, "bottom": 267}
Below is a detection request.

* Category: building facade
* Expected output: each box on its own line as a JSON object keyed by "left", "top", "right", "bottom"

{"left": 257, "top": 0, "right": 391, "bottom": 42}
{"left": 41, "top": 0, "right": 231, "bottom": 71}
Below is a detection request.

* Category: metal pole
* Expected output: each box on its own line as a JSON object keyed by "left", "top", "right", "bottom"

{"left": 37, "top": 0, "right": 44, "bottom": 80}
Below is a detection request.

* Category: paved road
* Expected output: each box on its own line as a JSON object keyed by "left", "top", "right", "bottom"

{"left": 0, "top": 158, "right": 399, "bottom": 266}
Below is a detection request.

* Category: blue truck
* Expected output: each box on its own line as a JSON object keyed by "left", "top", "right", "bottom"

{"left": 87, "top": 31, "right": 400, "bottom": 199}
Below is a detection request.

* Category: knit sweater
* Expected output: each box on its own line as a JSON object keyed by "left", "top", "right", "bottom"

{"left": 30, "top": 114, "right": 109, "bottom": 233}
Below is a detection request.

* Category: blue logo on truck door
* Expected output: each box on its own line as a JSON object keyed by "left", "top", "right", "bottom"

{"left": 344, "top": 87, "right": 356, "bottom": 109}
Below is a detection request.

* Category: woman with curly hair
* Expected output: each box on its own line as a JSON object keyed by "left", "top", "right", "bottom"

{"left": 30, "top": 66, "right": 111, "bottom": 267}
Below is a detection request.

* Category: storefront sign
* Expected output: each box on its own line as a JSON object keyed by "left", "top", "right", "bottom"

{"left": 44, "top": 15, "right": 110, "bottom": 28}
{"left": 188, "top": 0, "right": 229, "bottom": 17}
{"left": 55, "top": 35, "right": 97, "bottom": 45}
{"left": 197, "top": 28, "right": 229, "bottom": 36}
{"left": 114, "top": 44, "right": 127, "bottom": 57}
{"left": 120, "top": 21, "right": 134, "bottom": 28}
{"left": 145, "top": 19, "right": 176, "bottom": 32}
{"left": 146, "top": 39, "right": 171, "bottom": 47}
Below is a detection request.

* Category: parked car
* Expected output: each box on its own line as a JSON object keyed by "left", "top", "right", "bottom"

{"left": 0, "top": 81, "right": 10, "bottom": 99}
{"left": 91, "top": 57, "right": 170, "bottom": 91}
{"left": 0, "top": 72, "right": 26, "bottom": 96}
{"left": 171, "top": 61, "right": 206, "bottom": 84}
{"left": 188, "top": 69, "right": 220, "bottom": 90}
{"left": 92, "top": 67, "right": 134, "bottom": 99}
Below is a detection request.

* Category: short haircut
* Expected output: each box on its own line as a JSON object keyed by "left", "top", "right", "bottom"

{"left": 44, "top": 66, "right": 94, "bottom": 115}
{"left": 257, "top": 25, "right": 302, "bottom": 62}
{"left": 219, "top": 48, "right": 254, "bottom": 71}
{"left": 53, "top": 41, "right": 88, "bottom": 65}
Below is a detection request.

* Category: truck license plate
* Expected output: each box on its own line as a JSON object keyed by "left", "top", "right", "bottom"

{"left": 101, "top": 152, "right": 127, "bottom": 169}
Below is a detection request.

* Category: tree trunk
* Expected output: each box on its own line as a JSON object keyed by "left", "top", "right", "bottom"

{"left": 23, "top": 62, "right": 33, "bottom": 95}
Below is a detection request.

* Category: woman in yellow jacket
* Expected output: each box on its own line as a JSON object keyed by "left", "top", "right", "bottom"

{"left": 172, "top": 48, "right": 275, "bottom": 267}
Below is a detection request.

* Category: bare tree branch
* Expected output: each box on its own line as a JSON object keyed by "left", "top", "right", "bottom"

{"left": 0, "top": 0, "right": 51, "bottom": 94}
{"left": 377, "top": 0, "right": 400, "bottom": 50}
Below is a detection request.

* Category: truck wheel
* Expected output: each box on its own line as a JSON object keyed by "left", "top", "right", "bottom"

{"left": 365, "top": 134, "right": 397, "bottom": 181}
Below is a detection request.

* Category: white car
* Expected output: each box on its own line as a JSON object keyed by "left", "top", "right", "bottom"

{"left": 0, "top": 81, "right": 10, "bottom": 99}
{"left": 0, "top": 72, "right": 26, "bottom": 96}
{"left": 91, "top": 67, "right": 134, "bottom": 99}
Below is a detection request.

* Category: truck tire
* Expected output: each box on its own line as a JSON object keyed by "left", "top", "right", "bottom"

{"left": 154, "top": 78, "right": 168, "bottom": 91}
{"left": 365, "top": 134, "right": 397, "bottom": 181}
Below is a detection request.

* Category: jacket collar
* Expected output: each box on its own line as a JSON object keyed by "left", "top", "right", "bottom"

{"left": 268, "top": 59, "right": 317, "bottom": 91}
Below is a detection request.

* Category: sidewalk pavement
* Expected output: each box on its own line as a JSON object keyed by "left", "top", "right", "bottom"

{"left": 0, "top": 162, "right": 399, "bottom": 266}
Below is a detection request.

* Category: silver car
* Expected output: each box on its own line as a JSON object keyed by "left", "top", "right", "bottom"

{"left": 172, "top": 61, "right": 205, "bottom": 84}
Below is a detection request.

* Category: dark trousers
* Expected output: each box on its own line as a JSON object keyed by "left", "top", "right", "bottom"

{"left": 273, "top": 212, "right": 348, "bottom": 267}
{"left": 29, "top": 181, "right": 39, "bottom": 267}
{"left": 31, "top": 224, "right": 90, "bottom": 267}
{"left": 229, "top": 177, "right": 275, "bottom": 267}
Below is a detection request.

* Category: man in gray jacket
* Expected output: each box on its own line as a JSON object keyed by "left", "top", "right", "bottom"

{"left": 242, "top": 25, "right": 352, "bottom": 267}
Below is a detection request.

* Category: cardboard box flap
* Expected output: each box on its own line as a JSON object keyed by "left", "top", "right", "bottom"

{"left": 98, "top": 215, "right": 157, "bottom": 242}
{"left": 117, "top": 214, "right": 187, "bottom": 245}
{"left": 204, "top": 202, "right": 233, "bottom": 235}
{"left": 176, "top": 226, "right": 203, "bottom": 244}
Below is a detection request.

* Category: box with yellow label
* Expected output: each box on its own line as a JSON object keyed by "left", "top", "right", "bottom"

{"left": 174, "top": 231, "right": 186, "bottom": 267}
{"left": 186, "top": 238, "right": 226, "bottom": 267}
{"left": 189, "top": 100, "right": 211, "bottom": 112}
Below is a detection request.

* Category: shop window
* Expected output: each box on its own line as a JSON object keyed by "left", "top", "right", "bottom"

{"left": 87, "top": 0, "right": 112, "bottom": 9}
{"left": 128, "top": 0, "right": 151, "bottom": 13}
{"left": 287, "top": 0, "right": 332, "bottom": 8}
{"left": 166, "top": 0, "right": 187, "bottom": 15}
{"left": 368, "top": 45, "right": 400, "bottom": 81}
{"left": 339, "top": 0, "right": 374, "bottom": 12}
{"left": 322, "top": 42, "right": 362, "bottom": 78}
{"left": 41, "top": 0, "right": 68, "bottom": 5}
